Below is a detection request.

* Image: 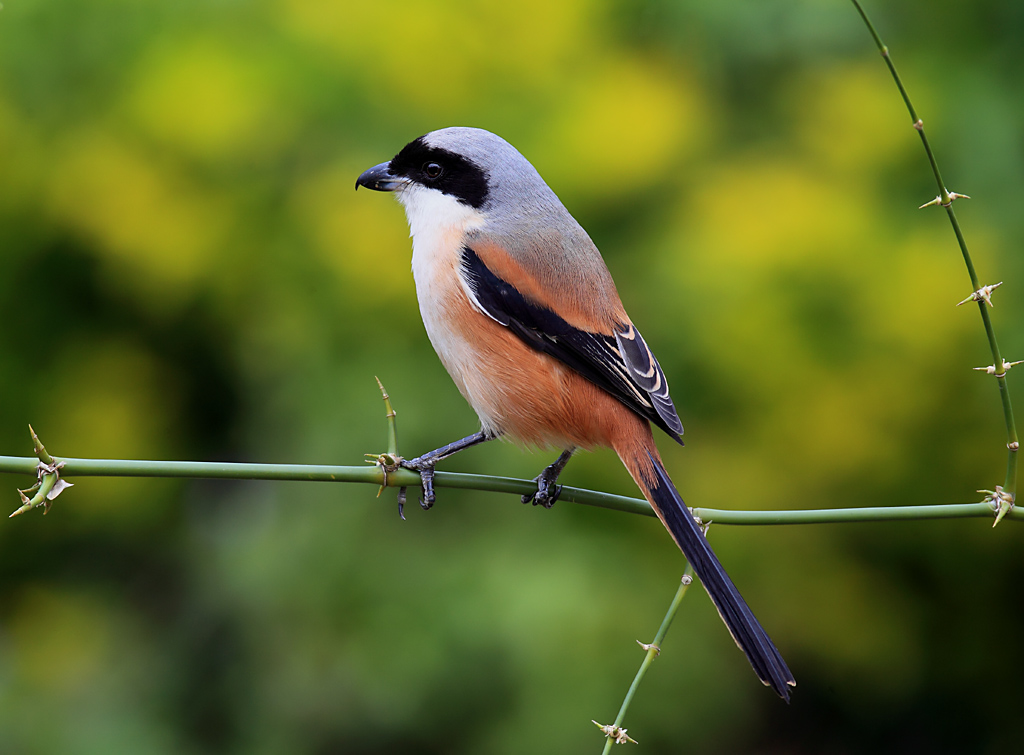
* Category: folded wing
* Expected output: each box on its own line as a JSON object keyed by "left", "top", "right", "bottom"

{"left": 460, "top": 245, "right": 684, "bottom": 443}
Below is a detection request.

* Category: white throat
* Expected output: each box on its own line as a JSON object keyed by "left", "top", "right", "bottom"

{"left": 394, "top": 184, "right": 493, "bottom": 425}
{"left": 397, "top": 183, "right": 486, "bottom": 295}
{"left": 397, "top": 183, "right": 485, "bottom": 248}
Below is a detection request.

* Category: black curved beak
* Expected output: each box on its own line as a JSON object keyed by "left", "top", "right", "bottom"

{"left": 355, "top": 162, "right": 406, "bottom": 192}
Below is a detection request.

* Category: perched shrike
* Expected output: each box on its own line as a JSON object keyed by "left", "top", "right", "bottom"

{"left": 356, "top": 127, "right": 795, "bottom": 700}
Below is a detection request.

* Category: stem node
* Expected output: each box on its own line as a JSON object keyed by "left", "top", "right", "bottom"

{"left": 593, "top": 721, "right": 637, "bottom": 746}
{"left": 979, "top": 486, "right": 1015, "bottom": 527}
{"left": 10, "top": 428, "right": 73, "bottom": 517}
{"left": 957, "top": 282, "right": 1002, "bottom": 307}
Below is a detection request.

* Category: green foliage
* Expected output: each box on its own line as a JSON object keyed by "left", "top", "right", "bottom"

{"left": 1, "top": 0, "right": 1022, "bottom": 752}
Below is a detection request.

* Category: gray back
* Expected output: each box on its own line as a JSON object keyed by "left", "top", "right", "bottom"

{"left": 423, "top": 127, "right": 623, "bottom": 319}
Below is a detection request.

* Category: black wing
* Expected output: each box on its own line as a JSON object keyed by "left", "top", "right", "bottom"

{"left": 460, "top": 246, "right": 684, "bottom": 444}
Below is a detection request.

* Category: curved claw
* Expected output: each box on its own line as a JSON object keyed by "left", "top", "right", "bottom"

{"left": 522, "top": 477, "right": 562, "bottom": 509}
{"left": 400, "top": 457, "right": 436, "bottom": 510}
{"left": 418, "top": 466, "right": 435, "bottom": 510}
{"left": 522, "top": 449, "right": 573, "bottom": 509}
{"left": 397, "top": 487, "right": 408, "bottom": 520}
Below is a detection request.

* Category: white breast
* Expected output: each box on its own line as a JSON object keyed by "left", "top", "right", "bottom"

{"left": 397, "top": 185, "right": 496, "bottom": 425}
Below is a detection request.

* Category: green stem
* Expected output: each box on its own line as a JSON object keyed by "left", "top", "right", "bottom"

{"left": 600, "top": 564, "right": 695, "bottom": 753}
{"left": 1, "top": 454, "right": 1020, "bottom": 523}
{"left": 850, "top": 1, "right": 944, "bottom": 196}
{"left": 29, "top": 425, "right": 54, "bottom": 465}
{"left": 376, "top": 377, "right": 399, "bottom": 457}
{"left": 851, "top": 0, "right": 1018, "bottom": 500}
{"left": 691, "top": 501, "right": 1018, "bottom": 524}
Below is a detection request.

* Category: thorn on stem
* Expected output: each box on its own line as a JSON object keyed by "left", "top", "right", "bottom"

{"left": 979, "top": 486, "right": 1014, "bottom": 527}
{"left": 693, "top": 515, "right": 711, "bottom": 536}
{"left": 920, "top": 190, "right": 969, "bottom": 209}
{"left": 366, "top": 452, "right": 404, "bottom": 497}
{"left": 636, "top": 640, "right": 661, "bottom": 656}
{"left": 957, "top": 282, "right": 1002, "bottom": 307}
{"left": 592, "top": 721, "right": 637, "bottom": 745}
{"left": 974, "top": 360, "right": 1023, "bottom": 378}
{"left": 11, "top": 438, "right": 75, "bottom": 517}
{"left": 375, "top": 376, "right": 396, "bottom": 419}
{"left": 28, "top": 424, "right": 54, "bottom": 465}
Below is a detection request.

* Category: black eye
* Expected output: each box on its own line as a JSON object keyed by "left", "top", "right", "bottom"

{"left": 423, "top": 162, "right": 443, "bottom": 179}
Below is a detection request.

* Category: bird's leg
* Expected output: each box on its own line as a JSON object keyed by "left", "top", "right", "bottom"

{"left": 522, "top": 449, "right": 574, "bottom": 509}
{"left": 400, "top": 430, "right": 493, "bottom": 510}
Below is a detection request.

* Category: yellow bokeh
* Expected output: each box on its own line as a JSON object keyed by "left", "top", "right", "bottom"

{"left": 293, "top": 161, "right": 415, "bottom": 301}
{"left": 45, "top": 341, "right": 176, "bottom": 456}
{"left": 689, "top": 161, "right": 868, "bottom": 270}
{"left": 47, "top": 133, "right": 230, "bottom": 292}
{"left": 535, "top": 56, "right": 702, "bottom": 200}
{"left": 794, "top": 63, "right": 912, "bottom": 174}
{"left": 863, "top": 227, "right": 976, "bottom": 354}
{"left": 35, "top": 341, "right": 179, "bottom": 517}
{"left": 280, "top": 0, "right": 596, "bottom": 113}
{"left": 127, "top": 38, "right": 287, "bottom": 159}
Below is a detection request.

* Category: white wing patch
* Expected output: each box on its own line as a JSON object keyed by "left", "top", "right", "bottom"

{"left": 615, "top": 323, "right": 684, "bottom": 437}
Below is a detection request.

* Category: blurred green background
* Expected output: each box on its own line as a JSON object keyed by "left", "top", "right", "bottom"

{"left": 1, "top": 0, "right": 1023, "bottom": 752}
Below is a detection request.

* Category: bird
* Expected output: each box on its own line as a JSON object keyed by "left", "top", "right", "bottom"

{"left": 356, "top": 127, "right": 795, "bottom": 700}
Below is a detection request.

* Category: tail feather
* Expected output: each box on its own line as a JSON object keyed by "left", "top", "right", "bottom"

{"left": 641, "top": 453, "right": 796, "bottom": 701}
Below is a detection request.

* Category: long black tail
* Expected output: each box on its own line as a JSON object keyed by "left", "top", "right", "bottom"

{"left": 643, "top": 453, "right": 795, "bottom": 701}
